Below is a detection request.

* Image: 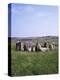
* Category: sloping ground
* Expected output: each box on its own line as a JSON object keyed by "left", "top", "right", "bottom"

{"left": 11, "top": 48, "right": 58, "bottom": 76}
{"left": 9, "top": 36, "right": 58, "bottom": 76}
{"left": 11, "top": 36, "right": 58, "bottom": 46}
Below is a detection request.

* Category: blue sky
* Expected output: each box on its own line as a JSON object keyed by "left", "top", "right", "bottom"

{"left": 10, "top": 4, "right": 58, "bottom": 37}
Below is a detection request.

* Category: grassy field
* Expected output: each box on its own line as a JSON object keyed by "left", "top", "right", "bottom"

{"left": 11, "top": 43, "right": 58, "bottom": 76}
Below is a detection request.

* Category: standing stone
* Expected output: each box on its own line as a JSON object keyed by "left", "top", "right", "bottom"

{"left": 21, "top": 42, "right": 24, "bottom": 51}
{"left": 16, "top": 41, "right": 21, "bottom": 50}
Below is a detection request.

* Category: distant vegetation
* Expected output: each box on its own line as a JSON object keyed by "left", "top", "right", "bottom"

{"left": 11, "top": 36, "right": 58, "bottom": 46}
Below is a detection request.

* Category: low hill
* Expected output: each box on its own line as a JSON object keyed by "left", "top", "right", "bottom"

{"left": 9, "top": 36, "right": 58, "bottom": 45}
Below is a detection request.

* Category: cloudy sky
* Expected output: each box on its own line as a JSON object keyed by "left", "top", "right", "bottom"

{"left": 10, "top": 3, "right": 58, "bottom": 37}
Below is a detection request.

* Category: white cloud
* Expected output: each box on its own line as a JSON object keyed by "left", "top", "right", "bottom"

{"left": 34, "top": 12, "right": 54, "bottom": 17}
{"left": 25, "top": 6, "right": 35, "bottom": 13}
{"left": 11, "top": 5, "right": 35, "bottom": 14}
{"left": 11, "top": 5, "right": 54, "bottom": 18}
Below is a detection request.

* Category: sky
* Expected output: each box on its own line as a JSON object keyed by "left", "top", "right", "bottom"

{"left": 10, "top": 3, "right": 58, "bottom": 37}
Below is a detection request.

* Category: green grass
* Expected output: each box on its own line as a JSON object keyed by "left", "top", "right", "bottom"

{"left": 11, "top": 43, "right": 58, "bottom": 76}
